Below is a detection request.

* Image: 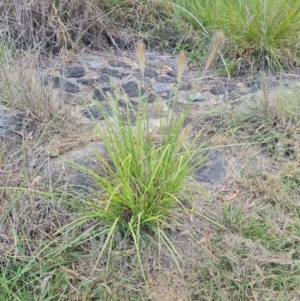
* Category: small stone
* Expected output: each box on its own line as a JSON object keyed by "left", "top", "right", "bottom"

{"left": 100, "top": 68, "right": 129, "bottom": 79}
{"left": 224, "top": 92, "right": 239, "bottom": 102}
{"left": 93, "top": 87, "right": 112, "bottom": 101}
{"left": 96, "top": 75, "right": 111, "bottom": 84}
{"left": 87, "top": 62, "right": 103, "bottom": 70}
{"left": 154, "top": 83, "right": 170, "bottom": 93}
{"left": 82, "top": 105, "right": 113, "bottom": 120}
{"left": 76, "top": 78, "right": 94, "bottom": 85}
{"left": 0, "top": 104, "right": 25, "bottom": 144}
{"left": 160, "top": 91, "right": 175, "bottom": 100}
{"left": 109, "top": 60, "right": 131, "bottom": 68}
{"left": 180, "top": 83, "right": 192, "bottom": 91}
{"left": 210, "top": 84, "right": 235, "bottom": 95}
{"left": 77, "top": 75, "right": 110, "bottom": 85}
{"left": 192, "top": 150, "right": 227, "bottom": 185}
{"left": 190, "top": 92, "right": 207, "bottom": 102}
{"left": 135, "top": 67, "right": 158, "bottom": 78}
{"left": 156, "top": 76, "right": 177, "bottom": 84}
{"left": 46, "top": 76, "right": 80, "bottom": 93}
{"left": 166, "top": 70, "right": 176, "bottom": 77}
{"left": 61, "top": 66, "right": 85, "bottom": 78}
{"left": 82, "top": 106, "right": 101, "bottom": 119}
{"left": 247, "top": 80, "right": 261, "bottom": 92}
{"left": 77, "top": 55, "right": 100, "bottom": 62}
{"left": 118, "top": 99, "right": 139, "bottom": 109}
{"left": 122, "top": 81, "right": 145, "bottom": 97}
{"left": 145, "top": 93, "right": 156, "bottom": 103}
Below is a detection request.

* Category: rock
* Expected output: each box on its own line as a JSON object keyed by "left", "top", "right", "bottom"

{"left": 118, "top": 99, "right": 139, "bottom": 109}
{"left": 180, "top": 83, "right": 192, "bottom": 91}
{"left": 144, "top": 93, "right": 156, "bottom": 103}
{"left": 135, "top": 67, "right": 158, "bottom": 78}
{"left": 210, "top": 84, "right": 235, "bottom": 95}
{"left": 61, "top": 66, "right": 85, "bottom": 78}
{"left": 99, "top": 68, "right": 129, "bottom": 79}
{"left": 45, "top": 76, "right": 80, "bottom": 93}
{"left": 247, "top": 80, "right": 261, "bottom": 92}
{"left": 87, "top": 62, "right": 103, "bottom": 70}
{"left": 82, "top": 105, "right": 113, "bottom": 120}
{"left": 41, "top": 141, "right": 109, "bottom": 191}
{"left": 156, "top": 76, "right": 177, "bottom": 84}
{"left": 166, "top": 70, "right": 176, "bottom": 77}
{"left": 190, "top": 92, "right": 207, "bottom": 102}
{"left": 0, "top": 104, "right": 24, "bottom": 144}
{"left": 93, "top": 87, "right": 113, "bottom": 101}
{"left": 154, "top": 83, "right": 171, "bottom": 93}
{"left": 109, "top": 60, "right": 132, "bottom": 68}
{"left": 160, "top": 91, "right": 174, "bottom": 100}
{"left": 77, "top": 75, "right": 110, "bottom": 85}
{"left": 192, "top": 150, "right": 227, "bottom": 185}
{"left": 247, "top": 79, "right": 279, "bottom": 92}
{"left": 77, "top": 55, "right": 100, "bottom": 62}
{"left": 121, "top": 81, "right": 145, "bottom": 97}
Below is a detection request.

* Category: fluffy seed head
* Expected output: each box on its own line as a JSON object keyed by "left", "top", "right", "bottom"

{"left": 177, "top": 50, "right": 186, "bottom": 84}
{"left": 204, "top": 31, "right": 225, "bottom": 71}
{"left": 136, "top": 42, "right": 146, "bottom": 78}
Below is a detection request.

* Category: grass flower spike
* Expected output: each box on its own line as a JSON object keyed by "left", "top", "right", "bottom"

{"left": 137, "top": 41, "right": 146, "bottom": 79}
{"left": 177, "top": 50, "right": 186, "bottom": 85}
{"left": 204, "top": 31, "right": 225, "bottom": 71}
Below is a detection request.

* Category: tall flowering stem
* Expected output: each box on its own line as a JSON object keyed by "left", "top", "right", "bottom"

{"left": 137, "top": 42, "right": 146, "bottom": 81}
{"left": 177, "top": 50, "right": 186, "bottom": 87}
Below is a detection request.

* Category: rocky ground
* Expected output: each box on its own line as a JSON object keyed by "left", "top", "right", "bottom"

{"left": 1, "top": 48, "right": 300, "bottom": 190}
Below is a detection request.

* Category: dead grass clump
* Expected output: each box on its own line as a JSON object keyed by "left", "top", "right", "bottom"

{"left": 0, "top": 0, "right": 109, "bottom": 52}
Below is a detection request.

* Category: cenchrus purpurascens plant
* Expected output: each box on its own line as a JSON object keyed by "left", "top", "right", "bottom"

{"left": 55, "top": 43, "right": 223, "bottom": 278}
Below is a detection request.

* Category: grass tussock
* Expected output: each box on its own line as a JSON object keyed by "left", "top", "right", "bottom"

{"left": 54, "top": 49, "right": 212, "bottom": 281}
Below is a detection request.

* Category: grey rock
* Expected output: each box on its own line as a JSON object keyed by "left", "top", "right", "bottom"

{"left": 0, "top": 104, "right": 24, "bottom": 144}
{"left": 82, "top": 105, "right": 113, "bottom": 120}
{"left": 210, "top": 84, "right": 235, "bottom": 95}
{"left": 122, "top": 81, "right": 145, "bottom": 97}
{"left": 100, "top": 68, "right": 129, "bottom": 79}
{"left": 190, "top": 92, "right": 207, "bottom": 102}
{"left": 87, "top": 61, "right": 103, "bottom": 70}
{"left": 109, "top": 60, "right": 132, "bottom": 69}
{"left": 93, "top": 87, "right": 113, "bottom": 101}
{"left": 154, "top": 83, "right": 171, "bottom": 93}
{"left": 247, "top": 79, "right": 279, "bottom": 92}
{"left": 160, "top": 91, "right": 174, "bottom": 100}
{"left": 41, "top": 141, "right": 109, "bottom": 191}
{"left": 117, "top": 99, "right": 138, "bottom": 109}
{"left": 77, "top": 75, "right": 110, "bottom": 85}
{"left": 156, "top": 76, "right": 177, "bottom": 84}
{"left": 77, "top": 55, "right": 100, "bottom": 62}
{"left": 45, "top": 76, "right": 80, "bottom": 93}
{"left": 247, "top": 80, "right": 261, "bottom": 92}
{"left": 166, "top": 70, "right": 176, "bottom": 77}
{"left": 76, "top": 78, "right": 95, "bottom": 85}
{"left": 192, "top": 150, "right": 227, "bottom": 185}
{"left": 61, "top": 66, "right": 85, "bottom": 78}
{"left": 144, "top": 93, "right": 156, "bottom": 103}
{"left": 180, "top": 83, "right": 192, "bottom": 91}
{"left": 135, "top": 67, "right": 158, "bottom": 78}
